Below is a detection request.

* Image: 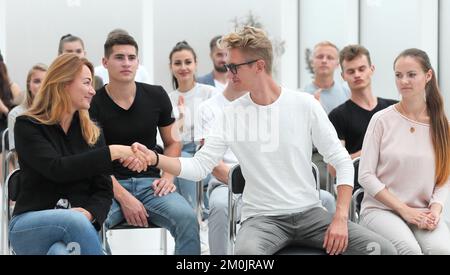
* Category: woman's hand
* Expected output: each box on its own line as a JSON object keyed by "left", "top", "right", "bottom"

{"left": 110, "top": 145, "right": 148, "bottom": 172}
{"left": 72, "top": 207, "right": 93, "bottom": 222}
{"left": 399, "top": 206, "right": 434, "bottom": 228}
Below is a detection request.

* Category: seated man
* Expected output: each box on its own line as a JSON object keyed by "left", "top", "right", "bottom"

{"left": 89, "top": 33, "right": 200, "bottom": 255}
{"left": 131, "top": 27, "right": 397, "bottom": 255}
{"left": 197, "top": 82, "right": 337, "bottom": 255}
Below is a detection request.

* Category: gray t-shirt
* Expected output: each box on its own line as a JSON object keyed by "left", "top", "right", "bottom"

{"left": 304, "top": 81, "right": 350, "bottom": 114}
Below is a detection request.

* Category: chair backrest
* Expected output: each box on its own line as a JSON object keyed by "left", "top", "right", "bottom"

{"left": 1, "top": 128, "right": 9, "bottom": 155}
{"left": 1, "top": 168, "right": 20, "bottom": 255}
{"left": 7, "top": 169, "right": 21, "bottom": 202}
{"left": 230, "top": 165, "right": 245, "bottom": 194}
{"left": 229, "top": 163, "right": 320, "bottom": 195}
{"left": 353, "top": 157, "right": 361, "bottom": 193}
{"left": 350, "top": 157, "right": 364, "bottom": 222}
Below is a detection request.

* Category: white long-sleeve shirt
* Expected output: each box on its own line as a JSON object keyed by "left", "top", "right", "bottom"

{"left": 169, "top": 83, "right": 217, "bottom": 144}
{"left": 359, "top": 106, "right": 450, "bottom": 215}
{"left": 179, "top": 88, "right": 353, "bottom": 221}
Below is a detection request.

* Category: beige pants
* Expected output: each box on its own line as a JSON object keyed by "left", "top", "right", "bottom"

{"left": 360, "top": 209, "right": 450, "bottom": 255}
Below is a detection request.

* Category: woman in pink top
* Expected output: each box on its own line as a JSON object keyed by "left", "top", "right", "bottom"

{"left": 358, "top": 48, "right": 450, "bottom": 254}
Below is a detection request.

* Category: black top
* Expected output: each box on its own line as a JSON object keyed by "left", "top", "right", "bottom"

{"left": 89, "top": 82, "right": 175, "bottom": 180}
{"left": 13, "top": 113, "right": 114, "bottom": 230}
{"left": 328, "top": 97, "right": 397, "bottom": 154}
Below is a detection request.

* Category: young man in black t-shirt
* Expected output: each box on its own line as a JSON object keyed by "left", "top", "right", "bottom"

{"left": 89, "top": 33, "right": 200, "bottom": 254}
{"left": 328, "top": 45, "right": 397, "bottom": 176}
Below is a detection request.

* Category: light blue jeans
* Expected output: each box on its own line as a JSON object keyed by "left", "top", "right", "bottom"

{"left": 175, "top": 142, "right": 210, "bottom": 216}
{"left": 9, "top": 209, "right": 103, "bottom": 255}
{"left": 105, "top": 177, "right": 200, "bottom": 255}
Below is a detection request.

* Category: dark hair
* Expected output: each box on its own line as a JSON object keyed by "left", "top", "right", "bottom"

{"left": 394, "top": 48, "right": 450, "bottom": 187}
{"left": 209, "top": 35, "right": 223, "bottom": 52}
{"left": 0, "top": 60, "right": 14, "bottom": 110}
{"left": 339, "top": 44, "right": 372, "bottom": 70}
{"left": 58, "top": 34, "right": 85, "bottom": 55}
{"left": 104, "top": 33, "right": 139, "bottom": 58}
{"left": 169, "top": 41, "right": 197, "bottom": 89}
{"left": 107, "top": 28, "right": 129, "bottom": 39}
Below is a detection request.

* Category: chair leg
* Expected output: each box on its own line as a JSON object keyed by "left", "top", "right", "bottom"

{"left": 160, "top": 228, "right": 167, "bottom": 255}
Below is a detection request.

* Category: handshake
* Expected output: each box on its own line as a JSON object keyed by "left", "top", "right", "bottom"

{"left": 109, "top": 142, "right": 158, "bottom": 173}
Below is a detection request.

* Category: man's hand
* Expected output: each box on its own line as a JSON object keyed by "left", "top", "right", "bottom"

{"left": 313, "top": 88, "right": 322, "bottom": 102}
{"left": 323, "top": 216, "right": 348, "bottom": 255}
{"left": 118, "top": 192, "right": 149, "bottom": 227}
{"left": 152, "top": 177, "right": 176, "bottom": 197}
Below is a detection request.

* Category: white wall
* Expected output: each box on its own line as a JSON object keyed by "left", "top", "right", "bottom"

{"left": 0, "top": 0, "right": 6, "bottom": 58}
{"left": 439, "top": 0, "right": 450, "bottom": 223}
{"left": 299, "top": 0, "right": 359, "bottom": 90}
{"left": 280, "top": 0, "right": 299, "bottom": 90}
{"left": 360, "top": 0, "right": 438, "bottom": 101}
{"left": 152, "top": 0, "right": 283, "bottom": 92}
{"left": 4, "top": 0, "right": 144, "bottom": 88}
{"left": 440, "top": 0, "right": 450, "bottom": 115}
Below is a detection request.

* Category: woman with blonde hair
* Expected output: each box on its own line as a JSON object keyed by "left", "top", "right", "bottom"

{"left": 9, "top": 54, "right": 147, "bottom": 255}
{"left": 359, "top": 48, "right": 450, "bottom": 254}
{"left": 8, "top": 63, "right": 48, "bottom": 150}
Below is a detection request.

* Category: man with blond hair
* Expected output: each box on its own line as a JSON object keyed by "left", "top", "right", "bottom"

{"left": 304, "top": 41, "right": 350, "bottom": 193}
{"left": 133, "top": 27, "right": 396, "bottom": 255}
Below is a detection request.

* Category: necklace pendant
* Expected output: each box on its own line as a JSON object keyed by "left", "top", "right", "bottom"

{"left": 410, "top": 127, "right": 415, "bottom": 133}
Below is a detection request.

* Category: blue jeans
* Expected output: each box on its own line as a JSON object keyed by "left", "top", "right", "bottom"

{"left": 9, "top": 209, "right": 103, "bottom": 255}
{"left": 175, "top": 142, "right": 210, "bottom": 217}
{"left": 105, "top": 177, "right": 200, "bottom": 255}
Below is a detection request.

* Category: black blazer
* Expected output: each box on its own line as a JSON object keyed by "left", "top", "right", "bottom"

{"left": 13, "top": 114, "right": 114, "bottom": 230}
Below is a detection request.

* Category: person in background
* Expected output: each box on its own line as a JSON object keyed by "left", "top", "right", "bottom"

{"left": 0, "top": 51, "right": 22, "bottom": 179}
{"left": 303, "top": 41, "right": 350, "bottom": 192}
{"left": 8, "top": 63, "right": 48, "bottom": 150}
{"left": 58, "top": 34, "right": 104, "bottom": 90}
{"left": 168, "top": 41, "right": 216, "bottom": 210}
{"left": 328, "top": 45, "right": 397, "bottom": 177}
{"left": 94, "top": 28, "right": 151, "bottom": 85}
{"left": 197, "top": 35, "right": 228, "bottom": 92}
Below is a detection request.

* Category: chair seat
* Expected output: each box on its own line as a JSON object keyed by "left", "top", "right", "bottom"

{"left": 110, "top": 221, "right": 161, "bottom": 230}
{"left": 276, "top": 245, "right": 327, "bottom": 255}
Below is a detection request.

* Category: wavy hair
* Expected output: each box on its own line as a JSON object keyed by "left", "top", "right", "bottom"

{"left": 26, "top": 54, "right": 100, "bottom": 146}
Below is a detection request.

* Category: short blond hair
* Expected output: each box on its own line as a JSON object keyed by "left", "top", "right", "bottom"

{"left": 220, "top": 26, "right": 273, "bottom": 74}
{"left": 313, "top": 41, "right": 339, "bottom": 57}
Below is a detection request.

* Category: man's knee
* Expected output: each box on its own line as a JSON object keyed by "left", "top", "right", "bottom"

{"left": 234, "top": 238, "right": 265, "bottom": 255}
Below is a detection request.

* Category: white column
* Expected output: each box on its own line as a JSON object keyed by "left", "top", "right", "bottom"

{"left": 280, "top": 0, "right": 299, "bottom": 89}
{"left": 360, "top": 0, "right": 438, "bottom": 100}
{"left": 0, "top": 0, "right": 6, "bottom": 58}
{"left": 439, "top": 0, "right": 450, "bottom": 224}
{"left": 142, "top": 0, "right": 154, "bottom": 84}
{"left": 439, "top": 0, "right": 450, "bottom": 114}
{"left": 298, "top": 0, "right": 359, "bottom": 89}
